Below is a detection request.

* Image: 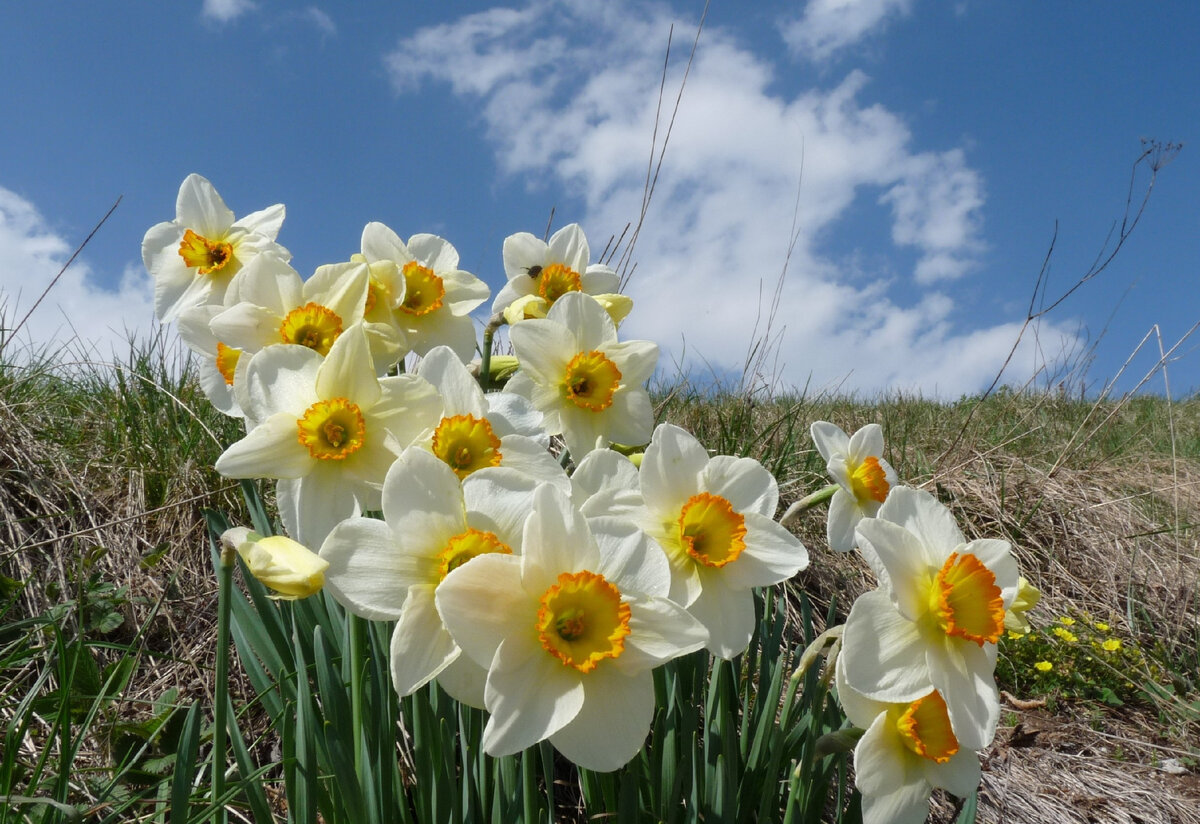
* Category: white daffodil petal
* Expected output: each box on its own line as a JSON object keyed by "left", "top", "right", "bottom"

{"left": 236, "top": 203, "right": 286, "bottom": 240}
{"left": 878, "top": 487, "right": 964, "bottom": 561}
{"left": 688, "top": 577, "right": 754, "bottom": 659}
{"left": 842, "top": 590, "right": 933, "bottom": 703}
{"left": 435, "top": 553, "right": 527, "bottom": 669}
{"left": 320, "top": 517, "right": 422, "bottom": 620}
{"left": 547, "top": 224, "right": 589, "bottom": 275}
{"left": 493, "top": 436, "right": 571, "bottom": 491}
{"left": 521, "top": 484, "right": 599, "bottom": 595}
{"left": 508, "top": 319, "right": 575, "bottom": 386}
{"left": 390, "top": 586, "right": 460, "bottom": 696}
{"left": 926, "top": 636, "right": 999, "bottom": 751}
{"left": 483, "top": 638, "right": 584, "bottom": 757}
{"left": 549, "top": 667, "right": 654, "bottom": 772}
{"left": 461, "top": 467, "right": 540, "bottom": 544}
{"left": 407, "top": 233, "right": 459, "bottom": 272}
{"left": 545, "top": 292, "right": 614, "bottom": 352}
{"left": 434, "top": 652, "right": 488, "bottom": 709}
{"left": 618, "top": 597, "right": 708, "bottom": 672}
{"left": 288, "top": 465, "right": 363, "bottom": 547}
{"left": 718, "top": 514, "right": 808, "bottom": 590}
{"left": 216, "top": 414, "right": 312, "bottom": 479}
{"left": 501, "top": 231, "right": 546, "bottom": 281}
{"left": 860, "top": 776, "right": 931, "bottom": 824}
{"left": 176, "top": 174, "right": 234, "bottom": 238}
{"left": 361, "top": 222, "right": 410, "bottom": 265}
{"left": 810, "top": 421, "right": 850, "bottom": 463}
{"left": 848, "top": 423, "right": 885, "bottom": 464}
{"left": 485, "top": 391, "right": 545, "bottom": 440}
{"left": 833, "top": 656, "right": 890, "bottom": 730}
{"left": 382, "top": 448, "right": 468, "bottom": 552}
{"left": 580, "top": 264, "right": 620, "bottom": 294}
{"left": 641, "top": 424, "right": 708, "bottom": 516}
{"left": 826, "top": 489, "right": 860, "bottom": 552}
{"left": 924, "top": 748, "right": 981, "bottom": 797}
{"left": 855, "top": 517, "right": 933, "bottom": 621}
{"left": 419, "top": 346, "right": 487, "bottom": 416}
{"left": 853, "top": 710, "right": 911, "bottom": 798}
{"left": 317, "top": 325, "right": 381, "bottom": 409}
{"left": 699, "top": 455, "right": 778, "bottom": 517}
{"left": 241, "top": 344, "right": 322, "bottom": 419}
{"left": 589, "top": 517, "right": 670, "bottom": 598}
{"left": 571, "top": 449, "right": 643, "bottom": 519}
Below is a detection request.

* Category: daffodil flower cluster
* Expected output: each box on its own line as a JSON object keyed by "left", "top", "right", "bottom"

{"left": 809, "top": 421, "right": 1032, "bottom": 824}
{"left": 144, "top": 174, "right": 812, "bottom": 773}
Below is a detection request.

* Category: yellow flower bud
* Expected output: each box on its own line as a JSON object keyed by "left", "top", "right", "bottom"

{"left": 221, "top": 528, "right": 328, "bottom": 600}
{"left": 1003, "top": 576, "right": 1040, "bottom": 634}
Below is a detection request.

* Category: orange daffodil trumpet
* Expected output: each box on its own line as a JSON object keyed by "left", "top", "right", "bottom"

{"left": 835, "top": 657, "right": 983, "bottom": 824}
{"left": 841, "top": 486, "right": 1019, "bottom": 751}
{"left": 319, "top": 448, "right": 539, "bottom": 707}
{"left": 506, "top": 292, "right": 656, "bottom": 461}
{"left": 142, "top": 174, "right": 290, "bottom": 323}
{"left": 810, "top": 421, "right": 899, "bottom": 552}
{"left": 493, "top": 224, "right": 629, "bottom": 326}
{"left": 634, "top": 424, "right": 810, "bottom": 657}
{"left": 214, "top": 324, "right": 441, "bottom": 546}
{"left": 357, "top": 222, "right": 491, "bottom": 363}
{"left": 434, "top": 483, "right": 707, "bottom": 772}
{"left": 416, "top": 346, "right": 570, "bottom": 490}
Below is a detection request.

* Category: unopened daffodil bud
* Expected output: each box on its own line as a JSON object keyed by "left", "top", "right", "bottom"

{"left": 592, "top": 293, "right": 633, "bottom": 326}
{"left": 221, "top": 527, "right": 328, "bottom": 600}
{"left": 1003, "top": 576, "right": 1040, "bottom": 634}
{"left": 502, "top": 294, "right": 550, "bottom": 324}
{"left": 488, "top": 355, "right": 521, "bottom": 383}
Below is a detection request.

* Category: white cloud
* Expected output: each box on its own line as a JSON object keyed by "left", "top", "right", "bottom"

{"left": 301, "top": 7, "right": 336, "bottom": 36}
{"left": 385, "top": 0, "right": 1072, "bottom": 397}
{"left": 0, "top": 186, "right": 159, "bottom": 365}
{"left": 781, "top": 0, "right": 913, "bottom": 63}
{"left": 202, "top": 0, "right": 255, "bottom": 24}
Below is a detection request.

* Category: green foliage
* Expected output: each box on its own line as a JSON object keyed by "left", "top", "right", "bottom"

{"left": 996, "top": 614, "right": 1167, "bottom": 707}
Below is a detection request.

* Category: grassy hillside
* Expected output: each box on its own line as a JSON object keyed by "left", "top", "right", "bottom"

{"left": 1, "top": 335, "right": 1197, "bottom": 822}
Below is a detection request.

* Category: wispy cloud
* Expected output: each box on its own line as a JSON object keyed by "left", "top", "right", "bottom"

{"left": 781, "top": 0, "right": 913, "bottom": 63}
{"left": 385, "top": 0, "right": 1072, "bottom": 396}
{"left": 301, "top": 7, "right": 336, "bottom": 37}
{"left": 0, "top": 186, "right": 158, "bottom": 363}
{"left": 202, "top": 0, "right": 256, "bottom": 25}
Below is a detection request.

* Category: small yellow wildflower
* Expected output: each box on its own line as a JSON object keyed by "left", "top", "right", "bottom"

{"left": 1093, "top": 621, "right": 1110, "bottom": 632}
{"left": 1006, "top": 630, "right": 1026, "bottom": 640}
{"left": 1052, "top": 627, "right": 1077, "bottom": 643}
{"left": 1101, "top": 638, "right": 1122, "bottom": 652}
{"left": 1058, "top": 616, "right": 1075, "bottom": 626}
{"left": 1034, "top": 661, "right": 1053, "bottom": 672}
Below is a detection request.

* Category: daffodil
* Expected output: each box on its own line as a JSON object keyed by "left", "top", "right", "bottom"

{"left": 810, "top": 421, "right": 899, "bottom": 552}
{"left": 320, "top": 448, "right": 538, "bottom": 706}
{"left": 505, "top": 292, "right": 657, "bottom": 461}
{"left": 492, "top": 224, "right": 626, "bottom": 324}
{"left": 358, "top": 223, "right": 490, "bottom": 362}
{"left": 142, "top": 174, "right": 290, "bottom": 323}
{"left": 633, "top": 424, "right": 810, "bottom": 658}
{"left": 214, "top": 324, "right": 441, "bottom": 546}
{"left": 835, "top": 658, "right": 982, "bottom": 824}
{"left": 177, "top": 304, "right": 244, "bottom": 418}
{"left": 1003, "top": 576, "right": 1040, "bottom": 634}
{"left": 841, "top": 486, "right": 1019, "bottom": 750}
{"left": 416, "top": 346, "right": 569, "bottom": 490}
{"left": 434, "top": 484, "right": 707, "bottom": 771}
{"left": 209, "top": 255, "right": 404, "bottom": 376}
{"left": 221, "top": 527, "right": 328, "bottom": 600}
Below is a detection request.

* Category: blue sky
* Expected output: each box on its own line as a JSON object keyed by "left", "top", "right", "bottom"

{"left": 1, "top": 0, "right": 1196, "bottom": 397}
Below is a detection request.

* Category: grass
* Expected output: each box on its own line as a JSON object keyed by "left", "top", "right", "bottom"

{"left": 1, "top": 330, "right": 1198, "bottom": 822}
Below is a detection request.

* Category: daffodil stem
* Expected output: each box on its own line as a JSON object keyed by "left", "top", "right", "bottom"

{"left": 349, "top": 612, "right": 365, "bottom": 782}
{"left": 480, "top": 313, "right": 504, "bottom": 393}
{"left": 779, "top": 484, "right": 840, "bottom": 528}
{"left": 212, "top": 542, "right": 236, "bottom": 824}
